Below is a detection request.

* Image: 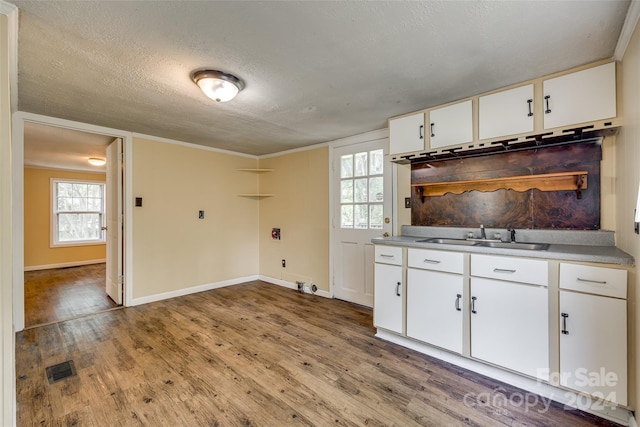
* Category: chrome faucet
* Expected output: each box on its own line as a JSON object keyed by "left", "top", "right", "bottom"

{"left": 508, "top": 228, "right": 516, "bottom": 243}
{"left": 480, "top": 224, "right": 486, "bottom": 240}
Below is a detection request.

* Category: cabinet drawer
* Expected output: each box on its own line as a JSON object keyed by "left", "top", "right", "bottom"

{"left": 408, "top": 248, "right": 464, "bottom": 274}
{"left": 471, "top": 254, "right": 548, "bottom": 286}
{"left": 560, "top": 263, "right": 626, "bottom": 299}
{"left": 374, "top": 245, "right": 403, "bottom": 266}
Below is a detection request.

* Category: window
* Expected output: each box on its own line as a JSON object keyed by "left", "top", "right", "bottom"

{"left": 52, "top": 179, "right": 105, "bottom": 246}
{"left": 340, "top": 149, "right": 384, "bottom": 229}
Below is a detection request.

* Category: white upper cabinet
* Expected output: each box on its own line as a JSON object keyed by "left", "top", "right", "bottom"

{"left": 479, "top": 84, "right": 534, "bottom": 140}
{"left": 428, "top": 100, "right": 473, "bottom": 150}
{"left": 543, "top": 62, "right": 616, "bottom": 130}
{"left": 389, "top": 112, "right": 425, "bottom": 155}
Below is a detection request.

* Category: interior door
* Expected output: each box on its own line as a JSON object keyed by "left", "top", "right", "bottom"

{"left": 105, "top": 138, "right": 123, "bottom": 305}
{"left": 333, "top": 138, "right": 392, "bottom": 307}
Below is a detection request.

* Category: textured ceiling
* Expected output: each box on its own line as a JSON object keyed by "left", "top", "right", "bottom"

{"left": 11, "top": 0, "right": 631, "bottom": 157}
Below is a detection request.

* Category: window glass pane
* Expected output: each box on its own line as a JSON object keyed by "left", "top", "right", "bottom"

{"left": 71, "top": 197, "right": 87, "bottom": 211}
{"left": 87, "top": 197, "right": 102, "bottom": 212}
{"left": 354, "top": 205, "right": 368, "bottom": 229}
{"left": 72, "top": 183, "right": 88, "bottom": 198}
{"left": 354, "top": 178, "right": 368, "bottom": 203}
{"left": 58, "top": 213, "right": 101, "bottom": 241}
{"left": 370, "top": 204, "right": 383, "bottom": 229}
{"left": 57, "top": 182, "right": 73, "bottom": 197}
{"left": 340, "top": 180, "right": 353, "bottom": 203}
{"left": 370, "top": 149, "right": 384, "bottom": 175}
{"left": 87, "top": 184, "right": 102, "bottom": 198}
{"left": 354, "top": 152, "right": 368, "bottom": 177}
{"left": 369, "top": 177, "right": 383, "bottom": 202}
{"left": 341, "top": 154, "right": 353, "bottom": 178}
{"left": 341, "top": 205, "right": 353, "bottom": 228}
{"left": 57, "top": 197, "right": 73, "bottom": 212}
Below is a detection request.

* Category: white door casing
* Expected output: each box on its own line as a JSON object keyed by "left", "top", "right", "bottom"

{"left": 332, "top": 137, "right": 392, "bottom": 307}
{"left": 106, "top": 138, "right": 123, "bottom": 305}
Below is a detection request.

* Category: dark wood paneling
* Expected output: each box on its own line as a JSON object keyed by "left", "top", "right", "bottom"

{"left": 411, "top": 143, "right": 601, "bottom": 229}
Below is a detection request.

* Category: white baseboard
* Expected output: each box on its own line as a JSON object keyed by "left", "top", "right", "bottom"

{"left": 24, "top": 259, "right": 106, "bottom": 271}
{"left": 129, "top": 275, "right": 260, "bottom": 306}
{"left": 376, "top": 330, "right": 633, "bottom": 426}
{"left": 258, "top": 275, "right": 332, "bottom": 299}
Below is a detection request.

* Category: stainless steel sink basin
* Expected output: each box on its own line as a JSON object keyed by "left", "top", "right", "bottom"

{"left": 417, "top": 238, "right": 479, "bottom": 246}
{"left": 417, "top": 238, "right": 549, "bottom": 251}
{"left": 477, "top": 241, "right": 549, "bottom": 251}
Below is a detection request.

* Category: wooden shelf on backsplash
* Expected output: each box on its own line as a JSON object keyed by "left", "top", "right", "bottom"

{"left": 412, "top": 171, "right": 588, "bottom": 200}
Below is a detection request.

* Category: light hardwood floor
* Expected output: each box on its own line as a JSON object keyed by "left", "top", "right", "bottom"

{"left": 16, "top": 281, "right": 621, "bottom": 426}
{"left": 24, "top": 263, "right": 118, "bottom": 328}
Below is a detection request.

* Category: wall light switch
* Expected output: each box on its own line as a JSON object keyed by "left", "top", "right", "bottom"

{"left": 405, "top": 197, "right": 411, "bottom": 208}
{"left": 198, "top": 210, "right": 205, "bottom": 219}
{"left": 135, "top": 197, "right": 142, "bottom": 207}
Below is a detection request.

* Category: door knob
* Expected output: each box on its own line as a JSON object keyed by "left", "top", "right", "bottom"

{"left": 383, "top": 232, "right": 390, "bottom": 237}
{"left": 384, "top": 217, "right": 390, "bottom": 224}
{"left": 101, "top": 226, "right": 108, "bottom": 231}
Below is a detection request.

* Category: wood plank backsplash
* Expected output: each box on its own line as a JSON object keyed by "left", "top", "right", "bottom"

{"left": 410, "top": 142, "right": 601, "bottom": 230}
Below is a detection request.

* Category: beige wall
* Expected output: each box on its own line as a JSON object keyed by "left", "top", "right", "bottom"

{"left": 24, "top": 167, "right": 106, "bottom": 268}
{"left": 131, "top": 137, "right": 260, "bottom": 299}
{"left": 618, "top": 19, "right": 640, "bottom": 412}
{"left": 0, "top": 10, "right": 13, "bottom": 427}
{"left": 258, "top": 148, "right": 330, "bottom": 291}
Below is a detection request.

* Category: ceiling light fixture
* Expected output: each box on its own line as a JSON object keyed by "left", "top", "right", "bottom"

{"left": 88, "top": 157, "right": 106, "bottom": 166}
{"left": 191, "top": 69, "right": 245, "bottom": 102}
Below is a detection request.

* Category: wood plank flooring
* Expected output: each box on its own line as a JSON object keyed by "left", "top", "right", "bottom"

{"left": 24, "top": 263, "right": 118, "bottom": 328}
{"left": 16, "top": 281, "right": 621, "bottom": 426}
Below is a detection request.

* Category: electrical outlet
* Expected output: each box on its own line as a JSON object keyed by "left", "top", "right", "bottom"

{"left": 198, "top": 210, "right": 205, "bottom": 219}
{"left": 282, "top": 259, "right": 286, "bottom": 268}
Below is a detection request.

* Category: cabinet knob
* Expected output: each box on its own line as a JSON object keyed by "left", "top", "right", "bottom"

{"left": 419, "top": 124, "right": 424, "bottom": 140}
{"left": 561, "top": 312, "right": 569, "bottom": 335}
{"left": 471, "top": 296, "right": 477, "bottom": 314}
{"left": 527, "top": 99, "right": 533, "bottom": 117}
{"left": 395, "top": 282, "right": 401, "bottom": 297}
{"left": 455, "top": 294, "right": 462, "bottom": 311}
{"left": 430, "top": 123, "right": 435, "bottom": 138}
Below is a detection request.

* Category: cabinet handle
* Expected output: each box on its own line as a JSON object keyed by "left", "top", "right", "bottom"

{"left": 455, "top": 294, "right": 462, "bottom": 311}
{"left": 527, "top": 99, "right": 533, "bottom": 117}
{"left": 561, "top": 312, "right": 569, "bottom": 335}
{"left": 379, "top": 254, "right": 395, "bottom": 259}
{"left": 471, "top": 296, "right": 477, "bottom": 314}
{"left": 577, "top": 277, "right": 607, "bottom": 285}
{"left": 396, "top": 281, "right": 401, "bottom": 297}
{"left": 430, "top": 123, "right": 435, "bottom": 138}
{"left": 419, "top": 124, "right": 424, "bottom": 140}
{"left": 423, "top": 259, "right": 441, "bottom": 264}
{"left": 544, "top": 95, "right": 551, "bottom": 114}
{"left": 493, "top": 268, "right": 516, "bottom": 274}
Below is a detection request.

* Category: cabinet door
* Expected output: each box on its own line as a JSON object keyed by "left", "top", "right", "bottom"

{"left": 407, "top": 269, "right": 463, "bottom": 354}
{"left": 479, "top": 84, "right": 534, "bottom": 140}
{"left": 373, "top": 263, "right": 403, "bottom": 334}
{"left": 559, "top": 291, "right": 627, "bottom": 405}
{"left": 389, "top": 112, "right": 425, "bottom": 155}
{"left": 470, "top": 277, "right": 548, "bottom": 380}
{"left": 543, "top": 62, "right": 616, "bottom": 129}
{"left": 428, "top": 100, "right": 473, "bottom": 150}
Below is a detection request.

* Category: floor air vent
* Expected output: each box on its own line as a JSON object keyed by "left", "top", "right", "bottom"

{"left": 45, "top": 360, "right": 76, "bottom": 384}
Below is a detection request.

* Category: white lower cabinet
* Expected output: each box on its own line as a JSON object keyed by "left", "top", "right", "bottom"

{"left": 559, "top": 263, "right": 627, "bottom": 406}
{"left": 373, "top": 261, "right": 403, "bottom": 334}
{"left": 470, "top": 278, "right": 548, "bottom": 379}
{"left": 407, "top": 268, "right": 463, "bottom": 354}
{"left": 470, "top": 255, "right": 549, "bottom": 380}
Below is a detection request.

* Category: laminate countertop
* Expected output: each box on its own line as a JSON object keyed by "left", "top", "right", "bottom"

{"left": 372, "top": 226, "right": 635, "bottom": 266}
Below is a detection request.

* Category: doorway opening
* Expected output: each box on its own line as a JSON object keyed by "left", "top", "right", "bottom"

{"left": 21, "top": 120, "right": 126, "bottom": 328}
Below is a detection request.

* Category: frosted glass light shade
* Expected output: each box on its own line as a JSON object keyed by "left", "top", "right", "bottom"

{"left": 88, "top": 157, "right": 106, "bottom": 166}
{"left": 192, "top": 70, "right": 244, "bottom": 102}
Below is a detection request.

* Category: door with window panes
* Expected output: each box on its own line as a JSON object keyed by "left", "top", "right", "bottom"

{"left": 333, "top": 138, "right": 392, "bottom": 307}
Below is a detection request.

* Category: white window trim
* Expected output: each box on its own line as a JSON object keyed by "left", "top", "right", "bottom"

{"left": 50, "top": 177, "right": 106, "bottom": 248}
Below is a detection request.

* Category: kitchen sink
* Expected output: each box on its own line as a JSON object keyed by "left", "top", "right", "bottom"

{"left": 417, "top": 238, "right": 549, "bottom": 251}
{"left": 417, "top": 238, "right": 480, "bottom": 246}
{"left": 477, "top": 241, "right": 549, "bottom": 251}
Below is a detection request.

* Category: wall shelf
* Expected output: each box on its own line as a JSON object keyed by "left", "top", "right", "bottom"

{"left": 237, "top": 168, "right": 273, "bottom": 173}
{"left": 412, "top": 171, "right": 588, "bottom": 200}
{"left": 238, "top": 194, "right": 274, "bottom": 198}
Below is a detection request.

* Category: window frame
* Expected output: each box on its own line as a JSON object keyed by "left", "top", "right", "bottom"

{"left": 50, "top": 178, "right": 106, "bottom": 247}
